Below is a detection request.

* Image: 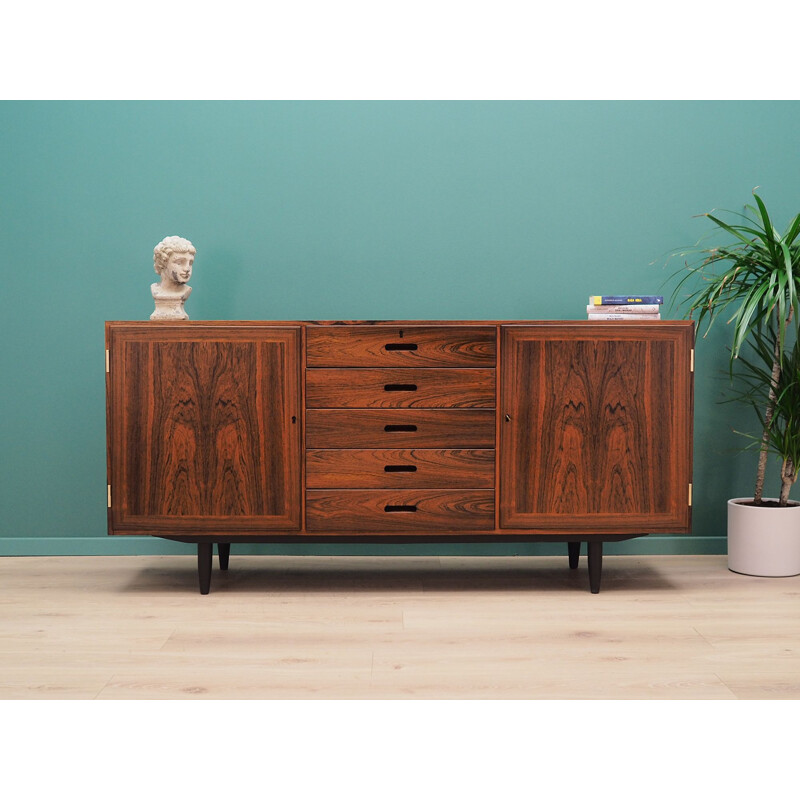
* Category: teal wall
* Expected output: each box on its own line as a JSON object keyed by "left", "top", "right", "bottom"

{"left": 2, "top": 100, "right": 799, "bottom": 556}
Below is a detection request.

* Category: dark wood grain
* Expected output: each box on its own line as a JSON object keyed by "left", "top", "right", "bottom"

{"left": 305, "top": 409, "right": 497, "bottom": 448}
{"left": 305, "top": 448, "right": 495, "bottom": 488}
{"left": 499, "top": 325, "right": 693, "bottom": 531}
{"left": 306, "top": 368, "right": 496, "bottom": 408}
{"left": 306, "top": 325, "right": 496, "bottom": 367}
{"left": 306, "top": 489, "right": 495, "bottom": 531}
{"left": 105, "top": 320, "right": 693, "bottom": 543}
{"left": 109, "top": 326, "right": 301, "bottom": 533}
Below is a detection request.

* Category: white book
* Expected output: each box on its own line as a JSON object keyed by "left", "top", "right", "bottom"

{"left": 586, "top": 304, "right": 661, "bottom": 314}
{"left": 587, "top": 313, "right": 662, "bottom": 320}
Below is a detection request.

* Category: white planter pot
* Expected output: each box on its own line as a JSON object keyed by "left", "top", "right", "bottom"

{"left": 728, "top": 498, "right": 800, "bottom": 577}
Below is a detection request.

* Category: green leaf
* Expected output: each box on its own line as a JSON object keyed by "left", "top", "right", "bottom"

{"left": 663, "top": 192, "right": 800, "bottom": 502}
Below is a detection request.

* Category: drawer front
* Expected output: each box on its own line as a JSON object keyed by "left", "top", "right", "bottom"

{"left": 306, "top": 448, "right": 495, "bottom": 488}
{"left": 306, "top": 369, "right": 496, "bottom": 409}
{"left": 306, "top": 326, "right": 497, "bottom": 367}
{"left": 306, "top": 489, "right": 495, "bottom": 531}
{"left": 305, "top": 409, "right": 497, "bottom": 448}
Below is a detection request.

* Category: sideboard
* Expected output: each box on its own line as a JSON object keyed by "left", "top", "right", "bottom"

{"left": 105, "top": 320, "right": 694, "bottom": 593}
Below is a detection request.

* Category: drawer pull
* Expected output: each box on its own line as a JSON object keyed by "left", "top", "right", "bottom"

{"left": 384, "top": 465, "right": 417, "bottom": 473}
{"left": 384, "top": 383, "right": 418, "bottom": 392}
{"left": 384, "top": 343, "right": 417, "bottom": 351}
{"left": 384, "top": 504, "right": 418, "bottom": 513}
{"left": 384, "top": 424, "right": 417, "bottom": 432}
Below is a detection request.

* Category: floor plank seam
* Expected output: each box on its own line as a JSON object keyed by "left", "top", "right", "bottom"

{"left": 713, "top": 671, "right": 739, "bottom": 700}
{"left": 691, "top": 626, "right": 716, "bottom": 648}
{"left": 93, "top": 674, "right": 116, "bottom": 700}
{"left": 158, "top": 630, "right": 178, "bottom": 652}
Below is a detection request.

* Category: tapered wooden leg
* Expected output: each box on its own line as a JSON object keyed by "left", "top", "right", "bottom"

{"left": 568, "top": 541, "right": 580, "bottom": 569}
{"left": 218, "top": 542, "right": 230, "bottom": 571}
{"left": 198, "top": 542, "right": 213, "bottom": 595}
{"left": 587, "top": 541, "right": 603, "bottom": 594}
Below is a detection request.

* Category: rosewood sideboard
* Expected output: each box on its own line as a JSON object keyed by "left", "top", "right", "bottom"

{"left": 105, "top": 320, "right": 694, "bottom": 593}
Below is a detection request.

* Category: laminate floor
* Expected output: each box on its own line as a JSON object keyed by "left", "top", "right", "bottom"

{"left": 1, "top": 554, "right": 798, "bottom": 699}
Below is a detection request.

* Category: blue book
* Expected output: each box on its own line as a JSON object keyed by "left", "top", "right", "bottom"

{"left": 590, "top": 295, "right": 664, "bottom": 305}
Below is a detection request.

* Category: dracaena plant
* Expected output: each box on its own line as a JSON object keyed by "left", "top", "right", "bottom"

{"left": 728, "top": 330, "right": 800, "bottom": 505}
{"left": 668, "top": 190, "right": 800, "bottom": 505}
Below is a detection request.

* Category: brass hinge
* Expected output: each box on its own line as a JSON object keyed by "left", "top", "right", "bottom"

{"left": 105, "top": 349, "right": 110, "bottom": 373}
{"left": 688, "top": 483, "right": 693, "bottom": 506}
{"left": 107, "top": 485, "right": 112, "bottom": 508}
{"left": 690, "top": 349, "right": 694, "bottom": 372}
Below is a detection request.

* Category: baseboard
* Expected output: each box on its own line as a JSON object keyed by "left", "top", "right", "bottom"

{"left": 0, "top": 536, "right": 727, "bottom": 557}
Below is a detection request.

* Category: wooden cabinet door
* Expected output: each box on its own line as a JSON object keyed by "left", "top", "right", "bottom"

{"left": 499, "top": 323, "right": 693, "bottom": 533}
{"left": 107, "top": 324, "right": 301, "bottom": 534}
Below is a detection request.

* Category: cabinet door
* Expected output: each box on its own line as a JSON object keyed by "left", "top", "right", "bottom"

{"left": 500, "top": 323, "right": 693, "bottom": 533}
{"left": 107, "top": 325, "right": 301, "bottom": 533}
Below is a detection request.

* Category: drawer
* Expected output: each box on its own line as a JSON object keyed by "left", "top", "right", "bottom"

{"left": 306, "top": 448, "right": 495, "bottom": 488}
{"left": 305, "top": 409, "right": 496, "bottom": 448}
{"left": 306, "top": 368, "right": 496, "bottom": 408}
{"left": 306, "top": 325, "right": 496, "bottom": 367}
{"left": 306, "top": 489, "right": 495, "bottom": 531}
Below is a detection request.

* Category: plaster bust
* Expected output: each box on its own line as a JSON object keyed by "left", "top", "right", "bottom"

{"left": 150, "top": 235, "right": 196, "bottom": 320}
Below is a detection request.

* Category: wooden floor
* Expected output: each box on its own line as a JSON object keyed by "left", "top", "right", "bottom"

{"left": 1, "top": 553, "right": 799, "bottom": 699}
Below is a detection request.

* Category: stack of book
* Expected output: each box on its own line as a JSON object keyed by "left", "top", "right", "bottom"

{"left": 587, "top": 295, "right": 663, "bottom": 320}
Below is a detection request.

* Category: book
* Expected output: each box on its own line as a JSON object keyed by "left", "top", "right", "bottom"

{"left": 587, "top": 313, "right": 661, "bottom": 320}
{"left": 589, "top": 295, "right": 664, "bottom": 305}
{"left": 586, "top": 304, "right": 661, "bottom": 314}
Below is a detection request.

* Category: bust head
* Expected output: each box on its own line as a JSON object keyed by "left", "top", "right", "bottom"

{"left": 153, "top": 236, "right": 196, "bottom": 290}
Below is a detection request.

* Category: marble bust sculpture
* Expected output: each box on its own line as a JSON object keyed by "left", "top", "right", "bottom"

{"left": 150, "top": 236, "right": 196, "bottom": 320}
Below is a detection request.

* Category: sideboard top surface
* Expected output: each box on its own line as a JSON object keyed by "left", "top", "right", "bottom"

{"left": 106, "top": 319, "right": 693, "bottom": 328}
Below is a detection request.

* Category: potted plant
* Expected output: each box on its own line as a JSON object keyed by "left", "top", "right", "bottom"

{"left": 668, "top": 190, "right": 800, "bottom": 576}
{"left": 726, "top": 330, "right": 800, "bottom": 575}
